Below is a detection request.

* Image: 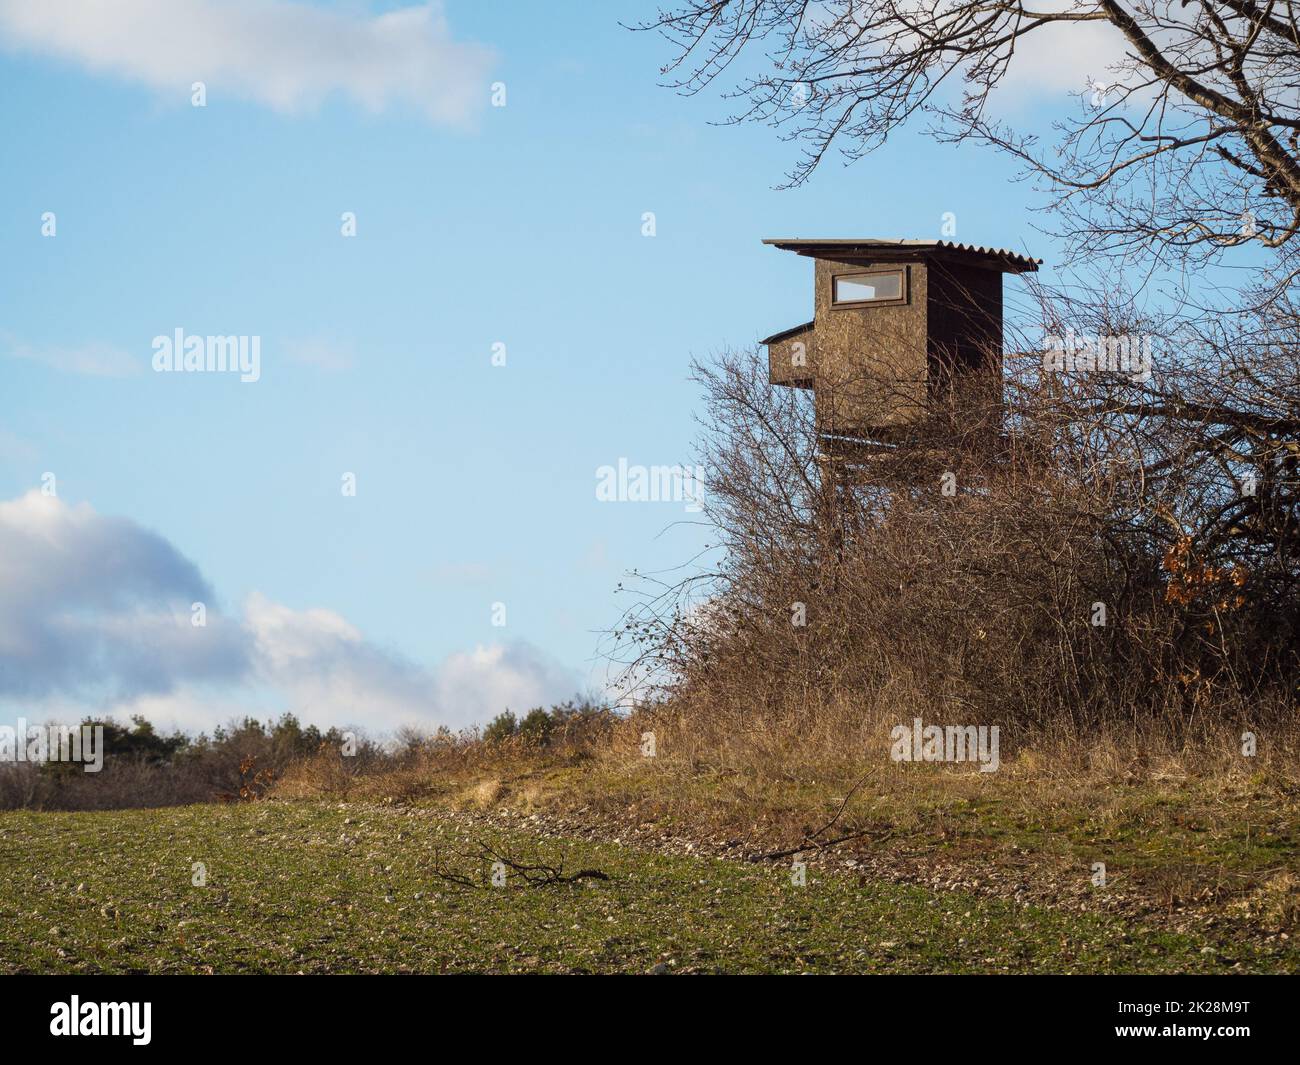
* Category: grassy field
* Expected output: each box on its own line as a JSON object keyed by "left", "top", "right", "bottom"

{"left": 2, "top": 800, "right": 1297, "bottom": 974}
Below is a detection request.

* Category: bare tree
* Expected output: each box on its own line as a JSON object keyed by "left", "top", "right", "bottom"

{"left": 638, "top": 1, "right": 1300, "bottom": 270}
{"left": 609, "top": 341, "right": 1298, "bottom": 752}
{"left": 613, "top": 4, "right": 1300, "bottom": 749}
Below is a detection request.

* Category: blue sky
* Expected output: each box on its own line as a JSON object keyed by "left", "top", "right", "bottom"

{"left": 0, "top": 1, "right": 1103, "bottom": 735}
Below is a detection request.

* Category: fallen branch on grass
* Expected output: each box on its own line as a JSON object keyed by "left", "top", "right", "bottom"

{"left": 746, "top": 826, "right": 895, "bottom": 863}
{"left": 432, "top": 837, "right": 611, "bottom": 889}
{"left": 746, "top": 767, "right": 890, "bottom": 863}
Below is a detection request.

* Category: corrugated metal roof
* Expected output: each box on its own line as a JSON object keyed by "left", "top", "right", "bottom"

{"left": 762, "top": 238, "right": 1041, "bottom": 273}
{"left": 759, "top": 319, "right": 815, "bottom": 346}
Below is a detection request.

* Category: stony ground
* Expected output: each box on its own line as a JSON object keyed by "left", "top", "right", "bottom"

{"left": 2, "top": 801, "right": 1296, "bottom": 974}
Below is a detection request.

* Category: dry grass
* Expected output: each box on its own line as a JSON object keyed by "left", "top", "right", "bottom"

{"left": 271, "top": 705, "right": 1299, "bottom": 943}
{"left": 274, "top": 719, "right": 614, "bottom": 808}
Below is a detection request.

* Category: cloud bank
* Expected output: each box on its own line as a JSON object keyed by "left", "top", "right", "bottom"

{"left": 0, "top": 0, "right": 495, "bottom": 125}
{"left": 4, "top": 337, "right": 140, "bottom": 378}
{"left": 0, "top": 491, "right": 581, "bottom": 732}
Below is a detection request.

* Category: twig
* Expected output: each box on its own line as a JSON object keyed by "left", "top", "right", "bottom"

{"left": 431, "top": 837, "right": 612, "bottom": 888}
{"left": 747, "top": 827, "right": 894, "bottom": 863}
{"left": 746, "top": 767, "right": 888, "bottom": 862}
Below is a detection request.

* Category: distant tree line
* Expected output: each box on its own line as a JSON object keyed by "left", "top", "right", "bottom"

{"left": 1, "top": 697, "right": 617, "bottom": 811}
{"left": 0, "top": 713, "right": 359, "bottom": 811}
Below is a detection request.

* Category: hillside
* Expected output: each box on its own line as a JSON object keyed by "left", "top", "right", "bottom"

{"left": 2, "top": 801, "right": 1296, "bottom": 974}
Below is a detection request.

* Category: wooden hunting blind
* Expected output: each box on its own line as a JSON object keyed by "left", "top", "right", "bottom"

{"left": 760, "top": 239, "right": 1040, "bottom": 438}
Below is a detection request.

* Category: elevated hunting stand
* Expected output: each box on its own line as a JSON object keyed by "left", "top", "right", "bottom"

{"left": 760, "top": 238, "right": 1040, "bottom": 561}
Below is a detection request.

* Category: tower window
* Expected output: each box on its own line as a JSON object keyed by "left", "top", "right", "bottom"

{"left": 832, "top": 270, "right": 905, "bottom": 306}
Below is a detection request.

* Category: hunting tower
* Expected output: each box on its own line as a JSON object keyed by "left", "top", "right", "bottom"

{"left": 760, "top": 239, "right": 1040, "bottom": 440}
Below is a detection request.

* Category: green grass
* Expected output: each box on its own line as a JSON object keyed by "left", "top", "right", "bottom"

{"left": 567, "top": 759, "right": 1299, "bottom": 920}
{"left": 1, "top": 801, "right": 1295, "bottom": 974}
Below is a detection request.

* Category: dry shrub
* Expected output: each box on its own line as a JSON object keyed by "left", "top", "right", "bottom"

{"left": 274, "top": 704, "right": 618, "bottom": 804}
{"left": 609, "top": 344, "right": 1300, "bottom": 782}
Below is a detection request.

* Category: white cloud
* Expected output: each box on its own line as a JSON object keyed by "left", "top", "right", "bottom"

{"left": 0, "top": 491, "right": 247, "bottom": 698}
{"left": 242, "top": 590, "right": 444, "bottom": 728}
{"left": 433, "top": 643, "right": 585, "bottom": 726}
{"left": 995, "top": 18, "right": 1129, "bottom": 100}
{"left": 5, "top": 336, "right": 139, "bottom": 377}
{"left": 0, "top": 491, "right": 581, "bottom": 732}
{"left": 0, "top": 0, "right": 495, "bottom": 125}
{"left": 284, "top": 336, "right": 354, "bottom": 372}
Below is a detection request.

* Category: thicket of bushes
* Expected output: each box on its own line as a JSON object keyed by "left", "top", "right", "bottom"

{"left": 0, "top": 713, "right": 360, "bottom": 811}
{"left": 1, "top": 699, "right": 617, "bottom": 810}
{"left": 610, "top": 337, "right": 1300, "bottom": 776}
{"left": 481, "top": 699, "right": 612, "bottom": 746}
{"left": 274, "top": 698, "right": 618, "bottom": 803}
